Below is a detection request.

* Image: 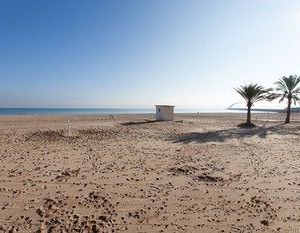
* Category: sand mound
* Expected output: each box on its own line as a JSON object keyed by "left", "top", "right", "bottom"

{"left": 77, "top": 128, "right": 120, "bottom": 140}
{"left": 193, "top": 173, "right": 224, "bottom": 182}
{"left": 25, "top": 130, "right": 65, "bottom": 142}
{"left": 169, "top": 165, "right": 198, "bottom": 175}
{"left": 25, "top": 128, "right": 121, "bottom": 143}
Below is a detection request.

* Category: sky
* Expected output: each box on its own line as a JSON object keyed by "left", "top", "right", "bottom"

{"left": 1, "top": 0, "right": 300, "bottom": 109}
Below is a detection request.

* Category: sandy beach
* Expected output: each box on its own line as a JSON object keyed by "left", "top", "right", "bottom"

{"left": 0, "top": 113, "right": 300, "bottom": 232}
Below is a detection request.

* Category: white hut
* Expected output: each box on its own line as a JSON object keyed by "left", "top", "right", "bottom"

{"left": 155, "top": 105, "right": 174, "bottom": 121}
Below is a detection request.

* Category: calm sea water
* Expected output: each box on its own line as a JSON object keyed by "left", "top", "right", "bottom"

{"left": 0, "top": 108, "right": 226, "bottom": 115}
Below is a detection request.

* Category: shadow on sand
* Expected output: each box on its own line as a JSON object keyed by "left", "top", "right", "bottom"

{"left": 172, "top": 123, "right": 300, "bottom": 144}
{"left": 121, "top": 120, "right": 184, "bottom": 126}
{"left": 121, "top": 120, "right": 157, "bottom": 126}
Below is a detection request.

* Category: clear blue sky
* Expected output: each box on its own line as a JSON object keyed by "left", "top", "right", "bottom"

{"left": 1, "top": 0, "right": 300, "bottom": 109}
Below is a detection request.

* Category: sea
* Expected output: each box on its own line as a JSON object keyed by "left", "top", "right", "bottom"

{"left": 0, "top": 108, "right": 228, "bottom": 115}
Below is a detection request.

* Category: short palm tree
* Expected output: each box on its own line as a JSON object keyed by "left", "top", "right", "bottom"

{"left": 234, "top": 84, "right": 270, "bottom": 127}
{"left": 269, "top": 75, "right": 300, "bottom": 123}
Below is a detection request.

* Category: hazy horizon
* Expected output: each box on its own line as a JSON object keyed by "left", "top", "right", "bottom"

{"left": 1, "top": 0, "right": 300, "bottom": 109}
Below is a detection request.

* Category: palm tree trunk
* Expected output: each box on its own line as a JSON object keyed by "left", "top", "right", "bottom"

{"left": 247, "top": 102, "right": 251, "bottom": 124}
{"left": 285, "top": 97, "right": 291, "bottom": 123}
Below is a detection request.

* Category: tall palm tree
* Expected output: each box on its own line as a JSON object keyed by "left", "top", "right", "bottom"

{"left": 234, "top": 84, "right": 270, "bottom": 127}
{"left": 270, "top": 75, "right": 300, "bottom": 123}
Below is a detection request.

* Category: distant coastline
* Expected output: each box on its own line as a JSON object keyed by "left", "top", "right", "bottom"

{"left": 0, "top": 108, "right": 228, "bottom": 115}
{"left": 227, "top": 107, "right": 300, "bottom": 113}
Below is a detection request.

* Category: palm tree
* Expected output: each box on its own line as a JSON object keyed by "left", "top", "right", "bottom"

{"left": 269, "top": 75, "right": 300, "bottom": 123}
{"left": 234, "top": 84, "right": 270, "bottom": 127}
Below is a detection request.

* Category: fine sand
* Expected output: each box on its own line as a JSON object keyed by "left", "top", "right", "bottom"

{"left": 0, "top": 113, "right": 300, "bottom": 232}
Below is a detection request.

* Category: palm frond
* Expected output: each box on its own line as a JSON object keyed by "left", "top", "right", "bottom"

{"left": 234, "top": 84, "right": 270, "bottom": 105}
{"left": 271, "top": 75, "right": 300, "bottom": 104}
{"left": 292, "top": 96, "right": 300, "bottom": 105}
